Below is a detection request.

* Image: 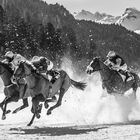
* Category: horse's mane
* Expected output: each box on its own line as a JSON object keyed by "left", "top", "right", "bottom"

{"left": 0, "top": 61, "right": 14, "bottom": 74}
{"left": 24, "top": 61, "right": 37, "bottom": 73}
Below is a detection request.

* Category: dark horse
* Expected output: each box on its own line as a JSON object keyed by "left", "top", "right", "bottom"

{"left": 14, "top": 61, "right": 87, "bottom": 126}
{"left": 86, "top": 57, "right": 140, "bottom": 98}
{"left": 0, "top": 61, "right": 29, "bottom": 120}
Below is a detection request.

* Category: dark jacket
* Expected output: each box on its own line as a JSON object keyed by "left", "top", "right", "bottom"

{"left": 109, "top": 55, "right": 125, "bottom": 66}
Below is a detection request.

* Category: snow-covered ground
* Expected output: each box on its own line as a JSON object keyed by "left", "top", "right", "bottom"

{"left": 1, "top": 57, "right": 140, "bottom": 139}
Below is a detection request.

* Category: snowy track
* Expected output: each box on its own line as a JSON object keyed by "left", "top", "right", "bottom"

{"left": 1, "top": 60, "right": 140, "bottom": 140}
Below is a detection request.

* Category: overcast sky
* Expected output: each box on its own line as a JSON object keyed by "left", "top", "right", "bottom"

{"left": 44, "top": 0, "right": 140, "bottom": 16}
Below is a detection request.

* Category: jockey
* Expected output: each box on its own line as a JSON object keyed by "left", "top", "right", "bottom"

{"left": 3, "top": 51, "right": 26, "bottom": 98}
{"left": 31, "top": 56, "right": 59, "bottom": 101}
{"left": 31, "top": 56, "right": 60, "bottom": 84}
{"left": 104, "top": 51, "right": 131, "bottom": 82}
{"left": 3, "top": 51, "right": 26, "bottom": 70}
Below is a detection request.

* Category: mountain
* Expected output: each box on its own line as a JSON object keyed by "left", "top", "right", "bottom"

{"left": 1, "top": 0, "right": 140, "bottom": 71}
{"left": 75, "top": 8, "right": 140, "bottom": 33}
{"left": 116, "top": 8, "right": 140, "bottom": 31}
{"left": 134, "top": 30, "right": 140, "bottom": 34}
{"left": 75, "top": 10, "right": 120, "bottom": 24}
{"left": 75, "top": 10, "right": 105, "bottom": 21}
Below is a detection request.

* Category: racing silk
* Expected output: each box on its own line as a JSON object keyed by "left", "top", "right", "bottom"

{"left": 105, "top": 55, "right": 127, "bottom": 71}
{"left": 2, "top": 57, "right": 13, "bottom": 65}
{"left": 109, "top": 55, "right": 125, "bottom": 66}
{"left": 31, "top": 56, "right": 53, "bottom": 73}
{"left": 11, "top": 54, "right": 26, "bottom": 70}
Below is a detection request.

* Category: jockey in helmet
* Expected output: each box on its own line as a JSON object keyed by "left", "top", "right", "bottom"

{"left": 3, "top": 51, "right": 26, "bottom": 70}
{"left": 3, "top": 51, "right": 26, "bottom": 98}
{"left": 2, "top": 51, "right": 14, "bottom": 64}
{"left": 104, "top": 51, "right": 131, "bottom": 83}
{"left": 31, "top": 56, "right": 59, "bottom": 101}
{"left": 31, "top": 56, "right": 60, "bottom": 84}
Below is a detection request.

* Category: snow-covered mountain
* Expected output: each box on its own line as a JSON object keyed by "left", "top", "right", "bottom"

{"left": 116, "top": 8, "right": 140, "bottom": 32}
{"left": 74, "top": 8, "right": 140, "bottom": 33}
{"left": 74, "top": 10, "right": 120, "bottom": 24}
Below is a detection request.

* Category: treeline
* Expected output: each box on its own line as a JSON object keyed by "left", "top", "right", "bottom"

{"left": 0, "top": 0, "right": 140, "bottom": 71}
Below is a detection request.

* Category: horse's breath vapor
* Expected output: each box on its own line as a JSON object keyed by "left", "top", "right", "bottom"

{"left": 0, "top": 57, "right": 140, "bottom": 125}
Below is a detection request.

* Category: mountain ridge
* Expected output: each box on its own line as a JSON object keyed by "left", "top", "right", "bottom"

{"left": 0, "top": 0, "right": 140, "bottom": 70}
{"left": 75, "top": 8, "right": 140, "bottom": 33}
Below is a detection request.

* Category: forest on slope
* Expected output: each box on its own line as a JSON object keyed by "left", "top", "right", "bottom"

{"left": 0, "top": 0, "right": 140, "bottom": 71}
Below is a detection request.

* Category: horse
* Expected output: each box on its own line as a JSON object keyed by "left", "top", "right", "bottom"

{"left": 0, "top": 61, "right": 29, "bottom": 120}
{"left": 14, "top": 61, "right": 87, "bottom": 126}
{"left": 86, "top": 57, "right": 140, "bottom": 98}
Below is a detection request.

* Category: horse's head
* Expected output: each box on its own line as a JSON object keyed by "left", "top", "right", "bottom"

{"left": 86, "top": 57, "right": 101, "bottom": 74}
{"left": 0, "top": 61, "right": 13, "bottom": 76}
{"left": 0, "top": 62, "right": 6, "bottom": 75}
{"left": 14, "top": 60, "right": 36, "bottom": 79}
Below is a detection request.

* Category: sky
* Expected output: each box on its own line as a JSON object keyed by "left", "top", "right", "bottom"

{"left": 44, "top": 0, "right": 140, "bottom": 16}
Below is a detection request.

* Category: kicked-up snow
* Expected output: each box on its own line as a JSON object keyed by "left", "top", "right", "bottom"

{"left": 0, "top": 57, "right": 140, "bottom": 139}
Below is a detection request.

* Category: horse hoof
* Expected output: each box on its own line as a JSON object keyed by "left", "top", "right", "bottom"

{"left": 2, "top": 115, "right": 6, "bottom": 120}
{"left": 44, "top": 102, "right": 49, "bottom": 109}
{"left": 52, "top": 96, "right": 57, "bottom": 102}
{"left": 12, "top": 109, "right": 20, "bottom": 114}
{"left": 6, "top": 110, "right": 11, "bottom": 114}
{"left": 47, "top": 110, "right": 51, "bottom": 115}
{"left": 27, "top": 123, "right": 31, "bottom": 126}
{"left": 37, "top": 104, "right": 43, "bottom": 113}
{"left": 31, "top": 108, "right": 34, "bottom": 114}
{"left": 12, "top": 110, "right": 17, "bottom": 114}
{"left": 36, "top": 114, "right": 40, "bottom": 119}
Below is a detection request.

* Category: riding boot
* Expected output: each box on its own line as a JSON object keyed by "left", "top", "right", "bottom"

{"left": 124, "top": 72, "right": 129, "bottom": 83}
{"left": 118, "top": 70, "right": 129, "bottom": 83}
{"left": 51, "top": 76, "right": 57, "bottom": 84}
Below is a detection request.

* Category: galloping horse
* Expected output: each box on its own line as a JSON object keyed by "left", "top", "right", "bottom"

{"left": 14, "top": 61, "right": 87, "bottom": 126}
{"left": 0, "top": 61, "right": 29, "bottom": 120}
{"left": 86, "top": 57, "right": 140, "bottom": 98}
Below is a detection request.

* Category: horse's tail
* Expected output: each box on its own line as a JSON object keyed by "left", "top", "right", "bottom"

{"left": 70, "top": 79, "right": 87, "bottom": 90}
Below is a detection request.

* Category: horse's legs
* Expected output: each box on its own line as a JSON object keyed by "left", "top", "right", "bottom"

{"left": 2, "top": 95, "right": 19, "bottom": 120}
{"left": 13, "top": 98, "right": 29, "bottom": 114}
{"left": 0, "top": 97, "right": 7, "bottom": 111}
{"left": 132, "top": 83, "right": 138, "bottom": 99}
{"left": 44, "top": 96, "right": 57, "bottom": 109}
{"left": 0, "top": 97, "right": 11, "bottom": 114}
{"left": 27, "top": 95, "right": 44, "bottom": 126}
{"left": 32, "top": 94, "right": 44, "bottom": 115}
{"left": 132, "top": 88, "right": 137, "bottom": 99}
{"left": 27, "top": 114, "right": 35, "bottom": 126}
{"left": 47, "top": 88, "right": 65, "bottom": 115}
